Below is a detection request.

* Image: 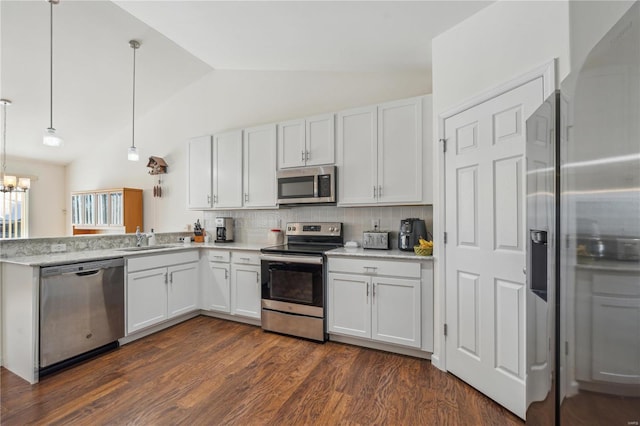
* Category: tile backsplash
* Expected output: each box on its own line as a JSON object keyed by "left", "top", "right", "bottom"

{"left": 203, "top": 205, "right": 433, "bottom": 248}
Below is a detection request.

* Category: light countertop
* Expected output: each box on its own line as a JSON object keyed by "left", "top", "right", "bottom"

{"left": 327, "top": 247, "right": 433, "bottom": 261}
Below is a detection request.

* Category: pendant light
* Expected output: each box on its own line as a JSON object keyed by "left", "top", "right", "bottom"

{"left": 1, "top": 99, "right": 30, "bottom": 192}
{"left": 128, "top": 40, "right": 140, "bottom": 161}
{"left": 43, "top": 0, "right": 63, "bottom": 147}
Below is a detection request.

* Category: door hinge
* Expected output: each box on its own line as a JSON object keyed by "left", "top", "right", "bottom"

{"left": 440, "top": 138, "right": 447, "bottom": 153}
{"left": 444, "top": 323, "right": 448, "bottom": 337}
{"left": 444, "top": 232, "right": 448, "bottom": 244}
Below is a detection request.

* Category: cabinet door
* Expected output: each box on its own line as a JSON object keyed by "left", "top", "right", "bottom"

{"left": 110, "top": 191, "right": 123, "bottom": 226}
{"left": 336, "top": 106, "right": 377, "bottom": 205}
{"left": 277, "top": 119, "right": 305, "bottom": 169}
{"left": 377, "top": 97, "right": 423, "bottom": 204}
{"left": 231, "top": 264, "right": 261, "bottom": 319}
{"left": 305, "top": 114, "right": 335, "bottom": 166}
{"left": 168, "top": 262, "right": 199, "bottom": 318}
{"left": 96, "top": 192, "right": 109, "bottom": 226}
{"left": 71, "top": 194, "right": 82, "bottom": 225}
{"left": 205, "top": 262, "right": 231, "bottom": 313}
{"left": 591, "top": 295, "right": 640, "bottom": 384}
{"left": 243, "top": 124, "right": 277, "bottom": 208}
{"left": 127, "top": 268, "right": 168, "bottom": 334}
{"left": 188, "top": 135, "right": 213, "bottom": 209}
{"left": 328, "top": 273, "right": 371, "bottom": 338}
{"left": 372, "top": 276, "right": 421, "bottom": 348}
{"left": 213, "top": 130, "right": 243, "bottom": 208}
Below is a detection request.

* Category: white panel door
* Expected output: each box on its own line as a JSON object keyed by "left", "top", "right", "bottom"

{"left": 205, "top": 262, "right": 230, "bottom": 313}
{"left": 305, "top": 113, "right": 335, "bottom": 166}
{"left": 277, "top": 119, "right": 305, "bottom": 169}
{"left": 127, "top": 268, "right": 168, "bottom": 333}
{"left": 187, "top": 135, "right": 212, "bottom": 209}
{"left": 168, "top": 262, "right": 199, "bottom": 318}
{"left": 243, "top": 124, "right": 277, "bottom": 208}
{"left": 377, "top": 97, "right": 423, "bottom": 204}
{"left": 328, "top": 273, "right": 371, "bottom": 338}
{"left": 213, "top": 130, "right": 243, "bottom": 208}
{"left": 445, "top": 78, "right": 543, "bottom": 418}
{"left": 336, "top": 106, "right": 377, "bottom": 205}
{"left": 372, "top": 276, "right": 421, "bottom": 348}
{"left": 231, "top": 264, "right": 261, "bottom": 319}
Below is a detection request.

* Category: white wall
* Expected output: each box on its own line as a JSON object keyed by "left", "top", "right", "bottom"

{"left": 4, "top": 156, "right": 66, "bottom": 237}
{"left": 429, "top": 0, "right": 572, "bottom": 370}
{"left": 66, "top": 69, "right": 430, "bottom": 234}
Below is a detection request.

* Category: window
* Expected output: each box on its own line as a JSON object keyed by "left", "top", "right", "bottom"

{"left": 1, "top": 190, "right": 29, "bottom": 239}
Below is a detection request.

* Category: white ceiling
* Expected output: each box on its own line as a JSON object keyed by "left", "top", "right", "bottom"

{"left": 1, "top": 1, "right": 492, "bottom": 165}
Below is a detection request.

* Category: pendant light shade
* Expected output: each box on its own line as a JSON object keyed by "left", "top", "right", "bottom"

{"left": 128, "top": 39, "right": 140, "bottom": 161}
{"left": 44, "top": 0, "right": 62, "bottom": 147}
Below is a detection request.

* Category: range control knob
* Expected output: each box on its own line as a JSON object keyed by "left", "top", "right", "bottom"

{"left": 287, "top": 226, "right": 291, "bottom": 231}
{"left": 292, "top": 226, "right": 296, "bottom": 231}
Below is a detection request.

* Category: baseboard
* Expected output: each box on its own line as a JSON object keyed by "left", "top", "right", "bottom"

{"left": 430, "top": 353, "right": 446, "bottom": 371}
{"left": 329, "top": 334, "right": 431, "bottom": 360}
{"left": 119, "top": 312, "right": 200, "bottom": 345}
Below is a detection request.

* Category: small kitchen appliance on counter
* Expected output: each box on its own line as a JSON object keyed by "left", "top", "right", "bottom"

{"left": 362, "top": 226, "right": 390, "bottom": 250}
{"left": 398, "top": 218, "right": 428, "bottom": 251}
{"left": 215, "top": 217, "right": 234, "bottom": 242}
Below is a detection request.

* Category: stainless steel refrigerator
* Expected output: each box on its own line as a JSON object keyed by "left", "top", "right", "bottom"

{"left": 526, "top": 3, "right": 640, "bottom": 424}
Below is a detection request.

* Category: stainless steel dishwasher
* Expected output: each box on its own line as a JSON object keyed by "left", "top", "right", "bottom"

{"left": 40, "top": 258, "right": 125, "bottom": 375}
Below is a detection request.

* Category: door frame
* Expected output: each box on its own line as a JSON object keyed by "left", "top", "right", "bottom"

{"left": 432, "top": 60, "right": 556, "bottom": 372}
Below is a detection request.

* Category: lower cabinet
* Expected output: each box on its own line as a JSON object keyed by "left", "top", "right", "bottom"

{"left": 328, "top": 257, "right": 424, "bottom": 349}
{"left": 126, "top": 250, "right": 199, "bottom": 334}
{"left": 203, "top": 249, "right": 261, "bottom": 320}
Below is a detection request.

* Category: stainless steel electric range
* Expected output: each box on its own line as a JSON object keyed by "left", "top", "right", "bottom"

{"left": 260, "top": 222, "right": 343, "bottom": 341}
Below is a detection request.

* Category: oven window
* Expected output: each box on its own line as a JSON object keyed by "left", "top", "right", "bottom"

{"left": 278, "top": 176, "right": 315, "bottom": 199}
{"left": 265, "top": 263, "right": 323, "bottom": 306}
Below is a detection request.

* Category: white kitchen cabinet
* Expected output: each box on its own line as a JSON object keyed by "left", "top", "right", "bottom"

{"left": 187, "top": 135, "right": 213, "bottom": 209}
{"left": 204, "top": 250, "right": 231, "bottom": 313}
{"left": 201, "top": 250, "right": 261, "bottom": 320}
{"left": 243, "top": 124, "right": 277, "bottom": 208}
{"left": 231, "top": 263, "right": 261, "bottom": 319}
{"left": 167, "top": 263, "right": 199, "bottom": 318}
{"left": 126, "top": 251, "right": 200, "bottom": 334}
{"left": 337, "top": 96, "right": 430, "bottom": 206}
{"left": 278, "top": 113, "right": 335, "bottom": 169}
{"left": 127, "top": 267, "right": 169, "bottom": 333}
{"left": 328, "top": 257, "right": 422, "bottom": 349}
{"left": 213, "top": 130, "right": 243, "bottom": 208}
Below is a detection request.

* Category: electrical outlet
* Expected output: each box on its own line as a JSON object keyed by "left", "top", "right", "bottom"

{"left": 178, "top": 237, "right": 185, "bottom": 242}
{"left": 50, "top": 243, "right": 67, "bottom": 253}
{"left": 371, "top": 219, "right": 380, "bottom": 230}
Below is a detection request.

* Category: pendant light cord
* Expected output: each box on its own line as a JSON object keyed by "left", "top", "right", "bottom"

{"left": 132, "top": 42, "right": 136, "bottom": 149}
{"left": 49, "top": 0, "right": 53, "bottom": 129}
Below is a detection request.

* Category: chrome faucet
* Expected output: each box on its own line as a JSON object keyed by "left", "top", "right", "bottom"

{"left": 135, "top": 226, "right": 147, "bottom": 247}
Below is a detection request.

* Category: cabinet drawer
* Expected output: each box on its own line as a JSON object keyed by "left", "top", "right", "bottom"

{"left": 328, "top": 258, "right": 420, "bottom": 279}
{"left": 208, "top": 250, "right": 231, "bottom": 263}
{"left": 593, "top": 271, "right": 640, "bottom": 297}
{"left": 231, "top": 251, "right": 261, "bottom": 266}
{"left": 127, "top": 250, "right": 199, "bottom": 273}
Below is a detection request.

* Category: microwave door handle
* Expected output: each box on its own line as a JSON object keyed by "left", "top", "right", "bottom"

{"left": 314, "top": 175, "right": 319, "bottom": 198}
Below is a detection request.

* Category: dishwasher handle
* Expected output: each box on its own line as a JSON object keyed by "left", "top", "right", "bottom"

{"left": 67, "top": 269, "right": 102, "bottom": 277}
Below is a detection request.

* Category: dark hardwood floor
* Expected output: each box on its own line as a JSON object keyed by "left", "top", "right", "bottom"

{"left": 1, "top": 316, "right": 523, "bottom": 425}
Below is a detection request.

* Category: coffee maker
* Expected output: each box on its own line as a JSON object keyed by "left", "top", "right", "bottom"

{"left": 215, "top": 217, "right": 234, "bottom": 242}
{"left": 398, "top": 218, "right": 428, "bottom": 251}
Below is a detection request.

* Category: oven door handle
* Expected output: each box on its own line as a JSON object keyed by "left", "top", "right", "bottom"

{"left": 260, "top": 254, "right": 323, "bottom": 265}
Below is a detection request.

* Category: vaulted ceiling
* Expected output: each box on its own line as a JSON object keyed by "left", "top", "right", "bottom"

{"left": 0, "top": 1, "right": 492, "bottom": 165}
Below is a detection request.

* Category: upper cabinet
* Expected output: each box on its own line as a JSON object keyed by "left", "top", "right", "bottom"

{"left": 213, "top": 130, "right": 243, "bottom": 209}
{"left": 243, "top": 124, "right": 277, "bottom": 208}
{"left": 71, "top": 188, "right": 142, "bottom": 234}
{"left": 187, "top": 135, "right": 213, "bottom": 209}
{"left": 277, "top": 113, "right": 335, "bottom": 169}
{"left": 337, "top": 96, "right": 432, "bottom": 206}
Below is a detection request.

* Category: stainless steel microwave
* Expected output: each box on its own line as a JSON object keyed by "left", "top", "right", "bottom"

{"left": 276, "top": 165, "right": 336, "bottom": 205}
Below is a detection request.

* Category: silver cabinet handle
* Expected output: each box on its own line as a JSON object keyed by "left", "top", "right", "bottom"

{"left": 256, "top": 272, "right": 259, "bottom": 283}
{"left": 244, "top": 193, "right": 248, "bottom": 202}
{"left": 363, "top": 266, "right": 378, "bottom": 272}
{"left": 207, "top": 195, "right": 211, "bottom": 204}
{"left": 240, "top": 257, "right": 251, "bottom": 262}
{"left": 373, "top": 186, "right": 377, "bottom": 198}
{"left": 225, "top": 269, "right": 228, "bottom": 280}
{"left": 366, "top": 282, "right": 369, "bottom": 298}
{"left": 372, "top": 283, "right": 376, "bottom": 298}
{"left": 169, "top": 272, "right": 173, "bottom": 284}
{"left": 164, "top": 272, "right": 168, "bottom": 284}
{"left": 305, "top": 150, "right": 310, "bottom": 161}
{"left": 301, "top": 150, "right": 305, "bottom": 162}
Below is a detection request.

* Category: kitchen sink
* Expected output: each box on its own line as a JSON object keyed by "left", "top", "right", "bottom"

{"left": 117, "top": 245, "right": 176, "bottom": 252}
